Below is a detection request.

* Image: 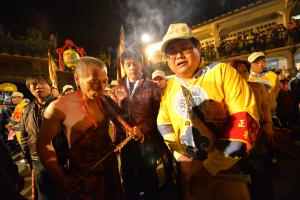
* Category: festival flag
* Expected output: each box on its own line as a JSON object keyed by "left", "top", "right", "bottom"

{"left": 48, "top": 49, "right": 58, "bottom": 87}
{"left": 116, "top": 25, "right": 125, "bottom": 81}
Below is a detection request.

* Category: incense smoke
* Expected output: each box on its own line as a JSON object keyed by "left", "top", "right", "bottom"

{"left": 116, "top": 0, "right": 201, "bottom": 50}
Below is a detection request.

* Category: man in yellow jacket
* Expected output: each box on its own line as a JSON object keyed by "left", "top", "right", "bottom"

{"left": 248, "top": 52, "right": 280, "bottom": 115}
{"left": 157, "top": 23, "right": 259, "bottom": 200}
{"left": 7, "top": 92, "right": 30, "bottom": 145}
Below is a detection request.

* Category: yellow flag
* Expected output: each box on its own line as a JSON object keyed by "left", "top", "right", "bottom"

{"left": 117, "top": 25, "right": 125, "bottom": 81}
{"left": 48, "top": 49, "right": 58, "bottom": 87}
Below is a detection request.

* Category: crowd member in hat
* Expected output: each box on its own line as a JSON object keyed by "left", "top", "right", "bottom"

{"left": 37, "top": 57, "right": 142, "bottom": 199}
{"left": 62, "top": 84, "right": 75, "bottom": 95}
{"left": 7, "top": 91, "right": 30, "bottom": 145}
{"left": 19, "top": 75, "right": 57, "bottom": 199}
{"left": 230, "top": 59, "right": 275, "bottom": 138}
{"left": 110, "top": 49, "right": 171, "bottom": 200}
{"left": 230, "top": 59, "right": 277, "bottom": 199}
{"left": 248, "top": 52, "right": 280, "bottom": 116}
{"left": 11, "top": 92, "right": 24, "bottom": 101}
{"left": 152, "top": 69, "right": 167, "bottom": 90}
{"left": 157, "top": 23, "right": 259, "bottom": 200}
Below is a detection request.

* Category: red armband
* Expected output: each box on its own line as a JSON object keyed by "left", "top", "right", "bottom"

{"left": 220, "top": 112, "right": 259, "bottom": 151}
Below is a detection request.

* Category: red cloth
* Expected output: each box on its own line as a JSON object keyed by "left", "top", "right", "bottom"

{"left": 220, "top": 112, "right": 259, "bottom": 151}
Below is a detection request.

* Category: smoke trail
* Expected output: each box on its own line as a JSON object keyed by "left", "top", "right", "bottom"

{"left": 115, "top": 0, "right": 200, "bottom": 50}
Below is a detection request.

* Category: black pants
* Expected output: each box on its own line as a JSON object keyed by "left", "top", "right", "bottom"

{"left": 32, "top": 160, "right": 56, "bottom": 200}
{"left": 121, "top": 134, "right": 160, "bottom": 200}
{"left": 242, "top": 151, "right": 274, "bottom": 200}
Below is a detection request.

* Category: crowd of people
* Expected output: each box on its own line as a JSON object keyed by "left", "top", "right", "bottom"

{"left": 200, "top": 21, "right": 300, "bottom": 61}
{"left": 0, "top": 22, "right": 300, "bottom": 200}
{"left": 0, "top": 84, "right": 75, "bottom": 153}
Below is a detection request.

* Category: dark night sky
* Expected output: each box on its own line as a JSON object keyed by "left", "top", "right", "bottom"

{"left": 0, "top": 0, "right": 260, "bottom": 55}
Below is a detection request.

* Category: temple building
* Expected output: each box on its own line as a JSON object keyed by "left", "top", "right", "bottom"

{"left": 0, "top": 25, "right": 74, "bottom": 97}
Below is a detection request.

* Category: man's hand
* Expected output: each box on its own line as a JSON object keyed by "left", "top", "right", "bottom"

{"left": 262, "top": 123, "right": 275, "bottom": 138}
{"left": 177, "top": 154, "right": 193, "bottom": 179}
{"left": 129, "top": 126, "right": 144, "bottom": 142}
{"left": 190, "top": 159, "right": 212, "bottom": 185}
{"left": 177, "top": 154, "right": 212, "bottom": 185}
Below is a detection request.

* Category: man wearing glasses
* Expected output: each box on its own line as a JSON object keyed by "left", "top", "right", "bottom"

{"left": 157, "top": 23, "right": 259, "bottom": 200}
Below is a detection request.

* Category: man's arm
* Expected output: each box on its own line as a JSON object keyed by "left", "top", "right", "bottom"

{"left": 36, "top": 101, "right": 68, "bottom": 189}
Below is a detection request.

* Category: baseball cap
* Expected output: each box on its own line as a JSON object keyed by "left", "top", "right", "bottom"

{"left": 296, "top": 63, "right": 300, "bottom": 71}
{"left": 248, "top": 52, "right": 265, "bottom": 63}
{"left": 152, "top": 70, "right": 166, "bottom": 79}
{"left": 11, "top": 92, "right": 24, "bottom": 98}
{"left": 62, "top": 85, "right": 74, "bottom": 93}
{"left": 161, "top": 23, "right": 198, "bottom": 52}
{"left": 110, "top": 80, "right": 118, "bottom": 86}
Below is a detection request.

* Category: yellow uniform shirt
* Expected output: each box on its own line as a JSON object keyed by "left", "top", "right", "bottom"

{"left": 157, "top": 62, "right": 259, "bottom": 175}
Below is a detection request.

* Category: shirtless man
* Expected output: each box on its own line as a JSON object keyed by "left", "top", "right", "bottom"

{"left": 37, "top": 57, "right": 142, "bottom": 200}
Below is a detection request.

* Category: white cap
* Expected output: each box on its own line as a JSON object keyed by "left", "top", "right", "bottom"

{"left": 110, "top": 80, "right": 118, "bottom": 86}
{"left": 296, "top": 63, "right": 300, "bottom": 71}
{"left": 152, "top": 70, "right": 166, "bottom": 79}
{"left": 248, "top": 52, "right": 265, "bottom": 63}
{"left": 11, "top": 92, "right": 24, "bottom": 98}
{"left": 161, "top": 23, "right": 197, "bottom": 52}
{"left": 62, "top": 85, "right": 74, "bottom": 93}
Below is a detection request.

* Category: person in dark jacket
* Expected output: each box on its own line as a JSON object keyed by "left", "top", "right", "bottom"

{"left": 110, "top": 49, "right": 171, "bottom": 200}
{"left": 20, "top": 75, "right": 57, "bottom": 200}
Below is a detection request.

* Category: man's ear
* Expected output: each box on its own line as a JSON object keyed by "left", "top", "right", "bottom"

{"left": 74, "top": 73, "right": 80, "bottom": 87}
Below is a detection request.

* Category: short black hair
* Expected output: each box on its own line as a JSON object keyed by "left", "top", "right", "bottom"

{"left": 121, "top": 49, "right": 143, "bottom": 63}
{"left": 25, "top": 75, "right": 51, "bottom": 89}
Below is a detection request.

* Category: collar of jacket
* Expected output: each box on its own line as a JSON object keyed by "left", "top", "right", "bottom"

{"left": 32, "top": 94, "right": 56, "bottom": 108}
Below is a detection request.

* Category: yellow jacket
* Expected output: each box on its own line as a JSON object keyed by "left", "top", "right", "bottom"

{"left": 248, "top": 71, "right": 279, "bottom": 113}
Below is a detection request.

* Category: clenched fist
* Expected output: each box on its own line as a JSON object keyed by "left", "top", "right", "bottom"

{"left": 129, "top": 126, "right": 144, "bottom": 142}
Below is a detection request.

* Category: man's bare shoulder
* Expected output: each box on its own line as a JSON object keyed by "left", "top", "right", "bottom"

{"left": 45, "top": 93, "right": 79, "bottom": 118}
{"left": 52, "top": 93, "right": 79, "bottom": 110}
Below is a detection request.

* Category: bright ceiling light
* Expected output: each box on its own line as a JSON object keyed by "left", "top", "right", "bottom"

{"left": 141, "top": 33, "right": 152, "bottom": 43}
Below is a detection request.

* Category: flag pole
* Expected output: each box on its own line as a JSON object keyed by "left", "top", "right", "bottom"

{"left": 116, "top": 25, "right": 125, "bottom": 81}
{"left": 48, "top": 49, "right": 58, "bottom": 88}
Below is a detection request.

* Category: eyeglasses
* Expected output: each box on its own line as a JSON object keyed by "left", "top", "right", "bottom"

{"left": 165, "top": 46, "right": 195, "bottom": 60}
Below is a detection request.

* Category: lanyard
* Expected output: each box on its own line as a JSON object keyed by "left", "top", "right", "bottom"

{"left": 77, "top": 90, "right": 103, "bottom": 129}
{"left": 126, "top": 78, "right": 140, "bottom": 100}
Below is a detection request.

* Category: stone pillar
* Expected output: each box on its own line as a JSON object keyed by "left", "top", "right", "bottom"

{"left": 283, "top": 0, "right": 293, "bottom": 26}
{"left": 212, "top": 23, "right": 221, "bottom": 47}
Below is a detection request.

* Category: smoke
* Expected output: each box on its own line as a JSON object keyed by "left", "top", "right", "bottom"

{"left": 116, "top": 0, "right": 200, "bottom": 51}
